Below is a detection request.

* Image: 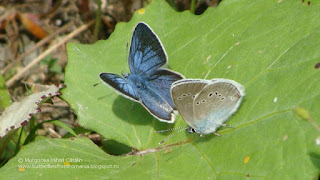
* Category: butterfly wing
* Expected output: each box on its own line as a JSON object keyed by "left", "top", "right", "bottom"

{"left": 137, "top": 70, "right": 183, "bottom": 123}
{"left": 148, "top": 69, "right": 184, "bottom": 108}
{"left": 139, "top": 89, "right": 175, "bottom": 123}
{"left": 193, "top": 79, "right": 245, "bottom": 134}
{"left": 170, "top": 79, "right": 209, "bottom": 127}
{"left": 129, "top": 22, "right": 167, "bottom": 75}
{"left": 99, "top": 73, "right": 139, "bottom": 102}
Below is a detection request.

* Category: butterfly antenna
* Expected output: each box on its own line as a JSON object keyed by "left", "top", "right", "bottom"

{"left": 93, "top": 82, "right": 101, "bottom": 87}
{"left": 125, "top": 41, "right": 129, "bottom": 63}
{"left": 126, "top": 42, "right": 129, "bottom": 59}
{"left": 155, "top": 126, "right": 186, "bottom": 133}
{"left": 158, "top": 126, "right": 189, "bottom": 145}
{"left": 124, "top": 42, "right": 130, "bottom": 72}
{"left": 221, "top": 124, "right": 233, "bottom": 128}
{"left": 96, "top": 66, "right": 103, "bottom": 87}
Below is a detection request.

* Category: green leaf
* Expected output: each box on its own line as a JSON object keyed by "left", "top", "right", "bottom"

{"left": 2, "top": 0, "right": 320, "bottom": 178}
{"left": 51, "top": 120, "right": 77, "bottom": 137}
{"left": 0, "top": 73, "right": 11, "bottom": 110}
{"left": 0, "top": 138, "right": 132, "bottom": 178}
{"left": 0, "top": 73, "right": 12, "bottom": 160}
{"left": 40, "top": 56, "right": 63, "bottom": 74}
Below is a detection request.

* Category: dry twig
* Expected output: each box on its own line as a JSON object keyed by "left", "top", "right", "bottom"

{"left": 1, "top": 21, "right": 74, "bottom": 75}
{"left": 6, "top": 20, "right": 95, "bottom": 88}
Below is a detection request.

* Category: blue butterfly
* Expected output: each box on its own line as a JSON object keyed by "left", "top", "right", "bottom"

{"left": 99, "top": 22, "right": 184, "bottom": 123}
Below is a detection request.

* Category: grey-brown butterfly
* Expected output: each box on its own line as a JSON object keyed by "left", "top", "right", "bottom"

{"left": 171, "top": 78, "right": 245, "bottom": 135}
{"left": 156, "top": 78, "right": 245, "bottom": 144}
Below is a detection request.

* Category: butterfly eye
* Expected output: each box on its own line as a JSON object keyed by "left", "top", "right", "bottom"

{"left": 188, "top": 128, "right": 196, "bottom": 133}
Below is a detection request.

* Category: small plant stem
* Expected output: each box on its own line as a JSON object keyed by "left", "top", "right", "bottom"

{"left": 93, "top": 0, "right": 102, "bottom": 42}
{"left": 190, "top": 0, "right": 196, "bottom": 14}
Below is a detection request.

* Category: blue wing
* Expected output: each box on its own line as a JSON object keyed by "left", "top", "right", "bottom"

{"left": 129, "top": 22, "right": 167, "bottom": 75}
{"left": 123, "top": 69, "right": 183, "bottom": 123}
{"left": 139, "top": 87, "right": 175, "bottom": 123}
{"left": 99, "top": 73, "right": 139, "bottom": 101}
{"left": 147, "top": 69, "right": 184, "bottom": 109}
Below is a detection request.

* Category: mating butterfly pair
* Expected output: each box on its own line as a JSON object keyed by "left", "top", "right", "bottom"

{"left": 99, "top": 22, "right": 244, "bottom": 136}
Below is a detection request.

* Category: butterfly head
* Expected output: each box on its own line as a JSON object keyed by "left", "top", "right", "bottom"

{"left": 187, "top": 127, "right": 196, "bottom": 133}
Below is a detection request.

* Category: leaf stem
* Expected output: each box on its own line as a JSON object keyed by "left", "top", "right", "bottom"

{"left": 14, "top": 126, "right": 24, "bottom": 155}
{"left": 190, "top": 0, "right": 196, "bottom": 14}
{"left": 93, "top": 0, "right": 102, "bottom": 42}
